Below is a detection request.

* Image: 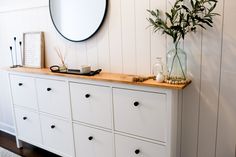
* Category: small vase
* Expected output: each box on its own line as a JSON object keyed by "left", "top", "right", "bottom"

{"left": 166, "top": 42, "right": 187, "bottom": 81}
{"left": 152, "top": 57, "right": 164, "bottom": 76}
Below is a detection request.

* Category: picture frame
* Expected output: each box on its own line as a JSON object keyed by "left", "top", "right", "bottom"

{"left": 23, "top": 32, "right": 45, "bottom": 68}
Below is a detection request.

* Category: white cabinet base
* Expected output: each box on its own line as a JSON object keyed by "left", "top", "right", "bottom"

{"left": 8, "top": 71, "right": 182, "bottom": 157}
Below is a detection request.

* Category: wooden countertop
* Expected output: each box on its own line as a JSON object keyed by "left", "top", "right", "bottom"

{"left": 2, "top": 67, "right": 191, "bottom": 90}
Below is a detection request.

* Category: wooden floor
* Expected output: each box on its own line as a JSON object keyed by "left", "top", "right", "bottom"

{"left": 0, "top": 131, "right": 60, "bottom": 157}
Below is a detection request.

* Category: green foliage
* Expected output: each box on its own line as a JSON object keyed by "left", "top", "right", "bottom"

{"left": 147, "top": 0, "right": 219, "bottom": 44}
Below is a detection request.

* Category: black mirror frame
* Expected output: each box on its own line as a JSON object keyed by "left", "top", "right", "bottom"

{"left": 49, "top": 0, "right": 108, "bottom": 42}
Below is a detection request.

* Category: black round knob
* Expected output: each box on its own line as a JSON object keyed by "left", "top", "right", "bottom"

{"left": 23, "top": 117, "right": 27, "bottom": 120}
{"left": 85, "top": 94, "right": 90, "bottom": 98}
{"left": 134, "top": 101, "right": 139, "bottom": 107}
{"left": 47, "top": 88, "right": 52, "bottom": 91}
{"left": 18, "top": 83, "right": 23, "bottom": 86}
{"left": 51, "top": 125, "right": 55, "bottom": 129}
{"left": 88, "top": 136, "right": 93, "bottom": 141}
{"left": 135, "top": 149, "right": 140, "bottom": 154}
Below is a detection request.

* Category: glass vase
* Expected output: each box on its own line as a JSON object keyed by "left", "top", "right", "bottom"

{"left": 166, "top": 42, "right": 187, "bottom": 81}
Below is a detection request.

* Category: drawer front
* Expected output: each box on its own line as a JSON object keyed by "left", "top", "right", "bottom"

{"left": 115, "top": 134, "right": 166, "bottom": 157}
{"left": 74, "top": 124, "right": 113, "bottom": 157}
{"left": 36, "top": 79, "right": 70, "bottom": 118}
{"left": 113, "top": 88, "right": 167, "bottom": 142}
{"left": 70, "top": 83, "right": 111, "bottom": 129}
{"left": 10, "top": 75, "right": 37, "bottom": 110}
{"left": 40, "top": 115, "right": 74, "bottom": 157}
{"left": 15, "top": 108, "right": 42, "bottom": 145}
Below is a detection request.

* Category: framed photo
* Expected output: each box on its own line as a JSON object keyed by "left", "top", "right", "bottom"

{"left": 23, "top": 32, "right": 45, "bottom": 68}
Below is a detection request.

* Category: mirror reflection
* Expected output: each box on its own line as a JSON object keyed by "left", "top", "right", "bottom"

{"left": 49, "top": 0, "right": 107, "bottom": 42}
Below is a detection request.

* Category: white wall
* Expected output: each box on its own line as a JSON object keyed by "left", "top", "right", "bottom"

{"left": 0, "top": 0, "right": 235, "bottom": 157}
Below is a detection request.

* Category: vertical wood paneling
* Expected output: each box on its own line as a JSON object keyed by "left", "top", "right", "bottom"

{"left": 216, "top": 0, "right": 236, "bottom": 157}
{"left": 108, "top": 0, "right": 123, "bottom": 73}
{"left": 135, "top": 0, "right": 151, "bottom": 75}
{"left": 150, "top": 0, "right": 166, "bottom": 74}
{"left": 86, "top": 37, "right": 99, "bottom": 70}
{"left": 216, "top": 72, "right": 236, "bottom": 157}
{"left": 66, "top": 32, "right": 88, "bottom": 68}
{"left": 218, "top": 0, "right": 236, "bottom": 74}
{"left": 74, "top": 43, "right": 87, "bottom": 68}
{"left": 181, "top": 32, "right": 202, "bottom": 157}
{"left": 97, "top": 19, "right": 110, "bottom": 72}
{"left": 1, "top": 1, "right": 236, "bottom": 157}
{"left": 121, "top": 0, "right": 136, "bottom": 74}
{"left": 198, "top": 1, "right": 224, "bottom": 157}
{"left": 66, "top": 45, "right": 79, "bottom": 69}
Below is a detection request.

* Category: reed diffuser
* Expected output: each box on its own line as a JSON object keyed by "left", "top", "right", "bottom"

{"left": 55, "top": 47, "right": 68, "bottom": 72}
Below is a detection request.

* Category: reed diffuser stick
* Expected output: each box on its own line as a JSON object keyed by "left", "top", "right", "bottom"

{"left": 55, "top": 47, "right": 68, "bottom": 66}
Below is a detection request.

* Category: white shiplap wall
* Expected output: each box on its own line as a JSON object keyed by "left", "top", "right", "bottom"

{"left": 0, "top": 0, "right": 235, "bottom": 157}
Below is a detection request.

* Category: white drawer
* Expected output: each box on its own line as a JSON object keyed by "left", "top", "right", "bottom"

{"left": 113, "top": 88, "right": 167, "bottom": 142}
{"left": 40, "top": 115, "right": 74, "bottom": 157}
{"left": 15, "top": 107, "right": 42, "bottom": 145}
{"left": 10, "top": 75, "right": 37, "bottom": 110}
{"left": 73, "top": 124, "right": 113, "bottom": 157}
{"left": 70, "top": 83, "right": 111, "bottom": 129}
{"left": 115, "top": 134, "right": 166, "bottom": 157}
{"left": 36, "top": 79, "right": 70, "bottom": 118}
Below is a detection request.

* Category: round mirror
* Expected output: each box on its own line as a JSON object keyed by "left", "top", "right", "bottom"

{"left": 49, "top": 0, "right": 107, "bottom": 42}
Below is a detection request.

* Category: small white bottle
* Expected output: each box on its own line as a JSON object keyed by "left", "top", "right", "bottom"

{"left": 156, "top": 72, "right": 165, "bottom": 83}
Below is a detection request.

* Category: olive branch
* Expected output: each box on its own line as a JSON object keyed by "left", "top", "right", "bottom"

{"left": 147, "top": 0, "right": 219, "bottom": 45}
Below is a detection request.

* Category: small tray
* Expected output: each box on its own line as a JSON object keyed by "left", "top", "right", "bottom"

{"left": 50, "top": 66, "right": 102, "bottom": 76}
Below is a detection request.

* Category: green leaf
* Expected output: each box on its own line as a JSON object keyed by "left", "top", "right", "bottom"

{"left": 182, "top": 5, "right": 190, "bottom": 12}
{"left": 209, "top": 2, "right": 217, "bottom": 12}
{"left": 198, "top": 24, "right": 206, "bottom": 29}
{"left": 190, "top": 0, "right": 194, "bottom": 8}
{"left": 166, "top": 12, "right": 172, "bottom": 20}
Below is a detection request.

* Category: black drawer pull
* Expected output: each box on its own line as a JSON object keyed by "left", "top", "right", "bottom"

{"left": 18, "top": 83, "right": 23, "bottom": 86}
{"left": 47, "top": 88, "right": 52, "bottom": 91}
{"left": 51, "top": 125, "right": 56, "bottom": 129}
{"left": 135, "top": 149, "right": 140, "bottom": 154}
{"left": 134, "top": 101, "right": 140, "bottom": 107}
{"left": 88, "top": 136, "right": 93, "bottom": 141}
{"left": 85, "top": 94, "right": 90, "bottom": 98}
{"left": 23, "top": 117, "right": 27, "bottom": 120}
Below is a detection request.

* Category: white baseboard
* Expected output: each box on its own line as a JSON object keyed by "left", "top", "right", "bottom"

{"left": 0, "top": 122, "right": 15, "bottom": 136}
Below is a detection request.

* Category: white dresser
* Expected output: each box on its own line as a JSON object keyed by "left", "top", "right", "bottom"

{"left": 6, "top": 68, "right": 189, "bottom": 157}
